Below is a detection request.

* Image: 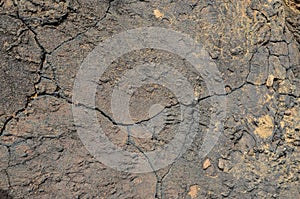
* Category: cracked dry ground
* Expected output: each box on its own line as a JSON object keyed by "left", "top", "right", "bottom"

{"left": 0, "top": 0, "right": 299, "bottom": 198}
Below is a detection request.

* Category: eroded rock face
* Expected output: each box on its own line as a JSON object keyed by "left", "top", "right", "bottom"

{"left": 0, "top": 14, "right": 40, "bottom": 132}
{"left": 0, "top": 0, "right": 299, "bottom": 198}
{"left": 285, "top": 0, "right": 300, "bottom": 43}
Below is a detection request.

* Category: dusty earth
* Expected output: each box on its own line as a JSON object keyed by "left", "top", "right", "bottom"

{"left": 0, "top": 0, "right": 299, "bottom": 198}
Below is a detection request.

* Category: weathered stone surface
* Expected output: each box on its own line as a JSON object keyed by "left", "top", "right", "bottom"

{"left": 0, "top": 0, "right": 299, "bottom": 198}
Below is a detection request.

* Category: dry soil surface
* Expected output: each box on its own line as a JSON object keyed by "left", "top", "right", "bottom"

{"left": 0, "top": 0, "right": 299, "bottom": 198}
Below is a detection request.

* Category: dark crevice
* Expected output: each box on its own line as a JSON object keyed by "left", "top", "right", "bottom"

{"left": 75, "top": 101, "right": 180, "bottom": 127}
{"left": 41, "top": 12, "right": 69, "bottom": 27}
{"left": 125, "top": 127, "right": 161, "bottom": 198}
{"left": 0, "top": 116, "right": 13, "bottom": 136}
{"left": 46, "top": 0, "right": 114, "bottom": 55}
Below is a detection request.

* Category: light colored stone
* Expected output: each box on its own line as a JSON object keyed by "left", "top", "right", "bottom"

{"left": 266, "top": 75, "right": 275, "bottom": 87}
{"left": 203, "top": 158, "right": 211, "bottom": 170}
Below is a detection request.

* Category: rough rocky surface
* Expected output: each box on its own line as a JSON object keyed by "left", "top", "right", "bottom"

{"left": 0, "top": 0, "right": 299, "bottom": 198}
